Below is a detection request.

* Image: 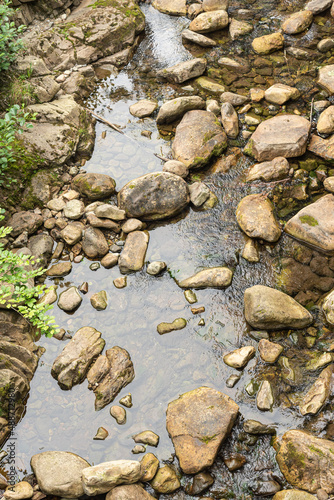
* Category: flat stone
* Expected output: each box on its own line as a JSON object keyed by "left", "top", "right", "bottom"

{"left": 47, "top": 198, "right": 66, "bottom": 211}
{"left": 195, "top": 76, "right": 226, "bottom": 93}
{"left": 133, "top": 430, "right": 159, "bottom": 446}
{"left": 60, "top": 222, "right": 84, "bottom": 246}
{"left": 284, "top": 194, "right": 334, "bottom": 253}
{"left": 242, "top": 237, "right": 259, "bottom": 262}
{"left": 114, "top": 276, "right": 127, "bottom": 288}
{"left": 318, "top": 64, "right": 334, "bottom": 95}
{"left": 157, "top": 58, "right": 207, "bottom": 84}
{"left": 86, "top": 213, "right": 121, "bottom": 232}
{"left": 4, "top": 482, "right": 33, "bottom": 500}
{"left": 82, "top": 227, "right": 109, "bottom": 259}
{"left": 252, "top": 32, "right": 284, "bottom": 54}
{"left": 82, "top": 460, "right": 141, "bottom": 496}
{"left": 189, "top": 10, "right": 229, "bottom": 33}
{"left": 305, "top": 0, "right": 332, "bottom": 13}
{"left": 140, "top": 453, "right": 159, "bottom": 482}
{"left": 152, "top": 0, "right": 187, "bottom": 15}
{"left": 157, "top": 318, "right": 187, "bottom": 334}
{"left": 203, "top": 0, "right": 228, "bottom": 10}
{"left": 118, "top": 172, "right": 189, "bottom": 221}
{"left": 246, "top": 115, "right": 311, "bottom": 161}
{"left": 51, "top": 326, "right": 105, "bottom": 390}
{"left": 181, "top": 29, "right": 216, "bottom": 47}
{"left": 243, "top": 419, "right": 276, "bottom": 434}
{"left": 223, "top": 346, "right": 256, "bottom": 369}
{"left": 90, "top": 290, "right": 108, "bottom": 311}
{"left": 57, "top": 286, "right": 82, "bottom": 312}
{"left": 150, "top": 466, "right": 180, "bottom": 494}
{"left": 308, "top": 134, "right": 334, "bottom": 160}
{"left": 63, "top": 199, "right": 84, "bottom": 220}
{"left": 72, "top": 173, "right": 116, "bottom": 200}
{"left": 129, "top": 100, "right": 158, "bottom": 118}
{"left": 156, "top": 96, "right": 205, "bottom": 125}
{"left": 178, "top": 267, "right": 233, "bottom": 289}
{"left": 172, "top": 110, "right": 227, "bottom": 169}
{"left": 218, "top": 56, "right": 249, "bottom": 72}
{"left": 147, "top": 261, "right": 167, "bottom": 275}
{"left": 101, "top": 253, "right": 119, "bottom": 269}
{"left": 276, "top": 430, "right": 334, "bottom": 494}
{"left": 118, "top": 231, "right": 149, "bottom": 273}
{"left": 256, "top": 380, "right": 274, "bottom": 411}
{"left": 244, "top": 285, "right": 313, "bottom": 330}
{"left": 122, "top": 218, "right": 145, "bottom": 233}
{"left": 221, "top": 102, "right": 239, "bottom": 138}
{"left": 95, "top": 204, "right": 126, "bottom": 221}
{"left": 273, "top": 491, "right": 316, "bottom": 500}
{"left": 317, "top": 105, "right": 334, "bottom": 134}
{"left": 110, "top": 405, "right": 126, "bottom": 425}
{"left": 7, "top": 212, "right": 43, "bottom": 238}
{"left": 31, "top": 451, "right": 90, "bottom": 498}
{"left": 258, "top": 339, "right": 283, "bottom": 363}
{"left": 229, "top": 18, "right": 253, "bottom": 40}
{"left": 94, "top": 427, "right": 109, "bottom": 440}
{"left": 264, "top": 84, "right": 300, "bottom": 105}
{"left": 189, "top": 182, "right": 210, "bottom": 206}
{"left": 282, "top": 11, "right": 313, "bottom": 35}
{"left": 246, "top": 157, "right": 290, "bottom": 182}
{"left": 166, "top": 387, "right": 239, "bottom": 474}
{"left": 106, "top": 484, "right": 155, "bottom": 500}
{"left": 300, "top": 365, "right": 333, "bottom": 415}
{"left": 221, "top": 91, "right": 248, "bottom": 106}
{"left": 163, "top": 160, "right": 189, "bottom": 178}
{"left": 236, "top": 193, "right": 281, "bottom": 242}
{"left": 46, "top": 261, "right": 72, "bottom": 277}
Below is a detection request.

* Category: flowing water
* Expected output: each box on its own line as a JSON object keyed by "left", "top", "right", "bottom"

{"left": 2, "top": 1, "right": 334, "bottom": 497}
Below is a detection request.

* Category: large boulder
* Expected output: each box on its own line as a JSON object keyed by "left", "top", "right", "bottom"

{"left": 118, "top": 172, "right": 189, "bottom": 221}
{"left": 276, "top": 430, "right": 334, "bottom": 494}
{"left": 172, "top": 110, "right": 227, "bottom": 169}
{"left": 118, "top": 231, "right": 149, "bottom": 273}
{"left": 166, "top": 387, "right": 239, "bottom": 474}
{"left": 82, "top": 461, "right": 141, "bottom": 496}
{"left": 72, "top": 173, "right": 116, "bottom": 200}
{"left": 284, "top": 194, "right": 334, "bottom": 253}
{"left": 31, "top": 452, "right": 90, "bottom": 498}
{"left": 244, "top": 285, "right": 313, "bottom": 330}
{"left": 156, "top": 96, "right": 205, "bottom": 125}
{"left": 157, "top": 58, "right": 207, "bottom": 84}
{"left": 189, "top": 10, "right": 229, "bottom": 33}
{"left": 152, "top": 0, "right": 187, "bottom": 15}
{"left": 177, "top": 267, "right": 233, "bottom": 289}
{"left": 51, "top": 327, "right": 105, "bottom": 390}
{"left": 21, "top": 97, "right": 95, "bottom": 167}
{"left": 245, "top": 115, "right": 310, "bottom": 161}
{"left": 236, "top": 194, "right": 282, "bottom": 242}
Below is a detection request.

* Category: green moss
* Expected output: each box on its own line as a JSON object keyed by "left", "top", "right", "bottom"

{"left": 299, "top": 215, "right": 319, "bottom": 226}
{"left": 200, "top": 434, "right": 217, "bottom": 444}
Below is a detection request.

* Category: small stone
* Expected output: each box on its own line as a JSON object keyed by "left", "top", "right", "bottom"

{"left": 133, "top": 430, "right": 159, "bottom": 447}
{"left": 163, "top": 160, "right": 189, "bottom": 178}
{"left": 198, "top": 318, "right": 205, "bottom": 325}
{"left": 189, "top": 182, "right": 211, "bottom": 207}
{"left": 110, "top": 406, "right": 126, "bottom": 425}
{"left": 89, "top": 262, "right": 100, "bottom": 271}
{"left": 221, "top": 102, "right": 239, "bottom": 138}
{"left": 187, "top": 472, "right": 214, "bottom": 495}
{"left": 250, "top": 88, "right": 265, "bottom": 102}
{"left": 38, "top": 286, "right": 57, "bottom": 306}
{"left": 224, "top": 453, "right": 246, "bottom": 471}
{"left": 191, "top": 306, "right": 205, "bottom": 314}
{"left": 140, "top": 453, "right": 159, "bottom": 482}
{"left": 46, "top": 261, "right": 72, "bottom": 277}
{"left": 318, "top": 38, "right": 334, "bottom": 52}
{"left": 223, "top": 346, "right": 256, "bottom": 369}
{"left": 256, "top": 380, "right": 274, "bottom": 411}
{"left": 53, "top": 328, "right": 66, "bottom": 340}
{"left": 178, "top": 267, "right": 233, "bottom": 289}
{"left": 119, "top": 394, "right": 132, "bottom": 408}
{"left": 226, "top": 373, "right": 241, "bottom": 388}
{"left": 244, "top": 419, "right": 276, "bottom": 434}
{"left": 101, "top": 253, "right": 119, "bottom": 268}
{"left": 317, "top": 105, "right": 334, "bottom": 134}
{"left": 47, "top": 198, "right": 66, "bottom": 211}
{"left": 264, "top": 84, "right": 300, "bottom": 105}
{"left": 150, "top": 466, "right": 180, "bottom": 494}
{"left": 4, "top": 482, "right": 34, "bottom": 500}
{"left": 147, "top": 261, "right": 167, "bottom": 275}
{"left": 95, "top": 204, "right": 126, "bottom": 221}
{"left": 57, "top": 287, "right": 82, "bottom": 312}
{"left": 242, "top": 237, "right": 259, "bottom": 262}
{"left": 258, "top": 339, "right": 283, "bottom": 363}
{"left": 252, "top": 32, "right": 284, "bottom": 55}
{"left": 93, "top": 427, "right": 108, "bottom": 440}
{"left": 90, "top": 291, "right": 107, "bottom": 311}
{"left": 63, "top": 199, "right": 85, "bottom": 220}
{"left": 221, "top": 91, "right": 248, "bottom": 106}
{"left": 122, "top": 219, "right": 145, "bottom": 234}
{"left": 184, "top": 290, "right": 197, "bottom": 303}
{"left": 206, "top": 99, "right": 221, "bottom": 115}
{"left": 129, "top": 100, "right": 158, "bottom": 118}
{"left": 114, "top": 277, "right": 127, "bottom": 289}
{"left": 132, "top": 445, "right": 146, "bottom": 454}
{"left": 282, "top": 10, "right": 313, "bottom": 35}
{"left": 189, "top": 10, "right": 229, "bottom": 33}
{"left": 157, "top": 318, "right": 187, "bottom": 334}
{"left": 79, "top": 282, "right": 88, "bottom": 294}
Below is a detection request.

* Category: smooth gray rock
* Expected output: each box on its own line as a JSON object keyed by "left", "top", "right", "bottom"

{"left": 178, "top": 267, "right": 233, "bottom": 289}
{"left": 118, "top": 231, "right": 149, "bottom": 273}
{"left": 57, "top": 286, "right": 82, "bottom": 312}
{"left": 82, "top": 227, "right": 109, "bottom": 258}
{"left": 236, "top": 194, "right": 282, "bottom": 242}
{"left": 63, "top": 199, "right": 85, "bottom": 220}
{"left": 129, "top": 100, "right": 158, "bottom": 118}
{"left": 181, "top": 29, "right": 216, "bottom": 47}
{"left": 60, "top": 222, "right": 84, "bottom": 246}
{"left": 82, "top": 460, "right": 141, "bottom": 496}
{"left": 189, "top": 10, "right": 229, "bottom": 33}
{"left": 157, "top": 58, "right": 207, "bottom": 84}
{"left": 189, "top": 182, "right": 211, "bottom": 206}
{"left": 156, "top": 96, "right": 205, "bottom": 125}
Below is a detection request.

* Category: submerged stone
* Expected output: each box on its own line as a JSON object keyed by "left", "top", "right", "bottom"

{"left": 178, "top": 267, "right": 233, "bottom": 289}
{"left": 157, "top": 318, "right": 187, "bottom": 334}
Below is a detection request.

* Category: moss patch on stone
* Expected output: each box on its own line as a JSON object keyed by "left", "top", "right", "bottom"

{"left": 299, "top": 215, "right": 319, "bottom": 226}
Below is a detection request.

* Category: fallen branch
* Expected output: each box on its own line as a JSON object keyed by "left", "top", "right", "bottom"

{"left": 154, "top": 153, "right": 169, "bottom": 162}
{"left": 87, "top": 110, "right": 124, "bottom": 135}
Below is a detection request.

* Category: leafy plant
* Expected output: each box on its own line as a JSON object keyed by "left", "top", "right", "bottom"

{"left": 0, "top": 0, "right": 25, "bottom": 73}
{"left": 0, "top": 210, "right": 57, "bottom": 337}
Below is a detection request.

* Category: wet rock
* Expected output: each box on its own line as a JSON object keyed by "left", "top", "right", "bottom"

{"left": 264, "top": 84, "right": 300, "bottom": 105}
{"left": 132, "top": 445, "right": 145, "bottom": 454}
{"left": 114, "top": 276, "right": 127, "bottom": 288}
{"left": 188, "top": 3, "right": 203, "bottom": 18}
{"left": 150, "top": 466, "right": 180, "bottom": 494}
{"left": 300, "top": 365, "right": 333, "bottom": 415}
{"left": 110, "top": 406, "right": 126, "bottom": 425}
{"left": 129, "top": 100, "right": 158, "bottom": 118}
{"left": 284, "top": 194, "right": 334, "bottom": 253}
{"left": 3, "top": 482, "right": 33, "bottom": 500}
{"left": 166, "top": 386, "right": 239, "bottom": 474}
{"left": 252, "top": 32, "right": 284, "bottom": 54}
{"left": 72, "top": 173, "right": 116, "bottom": 200}
{"left": 184, "top": 290, "right": 197, "bottom": 303}
{"left": 258, "top": 339, "right": 283, "bottom": 363}
{"left": 172, "top": 110, "right": 227, "bottom": 169}
{"left": 7, "top": 212, "right": 43, "bottom": 238}
{"left": 196, "top": 76, "right": 226, "bottom": 93}
{"left": 152, "top": 0, "right": 187, "bottom": 16}
{"left": 187, "top": 472, "right": 214, "bottom": 495}
{"left": 82, "top": 460, "right": 141, "bottom": 496}
{"left": 317, "top": 105, "right": 334, "bottom": 134}
{"left": 63, "top": 199, "right": 84, "bottom": 220}
{"left": 101, "top": 253, "right": 119, "bottom": 269}
{"left": 118, "top": 231, "right": 149, "bottom": 273}
{"left": 246, "top": 157, "right": 290, "bottom": 182}
{"left": 31, "top": 451, "right": 90, "bottom": 498}
{"left": 236, "top": 194, "right": 282, "bottom": 242}
{"left": 157, "top": 58, "right": 207, "bottom": 84}
{"left": 318, "top": 65, "right": 334, "bottom": 95}
{"left": 147, "top": 261, "right": 166, "bottom": 275}
{"left": 120, "top": 394, "right": 133, "bottom": 407}
{"left": 203, "top": 0, "right": 228, "bottom": 10}
{"left": 244, "top": 285, "right": 313, "bottom": 330}
{"left": 122, "top": 218, "right": 145, "bottom": 233}
{"left": 189, "top": 10, "right": 229, "bottom": 33}
{"left": 156, "top": 96, "right": 205, "bottom": 125}
{"left": 90, "top": 347, "right": 135, "bottom": 410}
{"left": 276, "top": 430, "right": 334, "bottom": 494}
{"left": 221, "top": 91, "right": 248, "bottom": 106}
{"left": 163, "top": 160, "right": 189, "bottom": 178}
{"left": 51, "top": 326, "right": 105, "bottom": 390}
{"left": 189, "top": 182, "right": 211, "bottom": 206}
{"left": 308, "top": 134, "right": 334, "bottom": 160}
{"left": 242, "top": 237, "right": 259, "bottom": 262}
{"left": 57, "top": 286, "right": 82, "bottom": 312}
{"left": 282, "top": 11, "right": 313, "bottom": 34}
{"left": 86, "top": 213, "right": 121, "bottom": 232}
{"left": 246, "top": 115, "right": 310, "bottom": 161}
{"left": 305, "top": 352, "right": 333, "bottom": 371}
{"left": 223, "top": 346, "right": 256, "bottom": 369}
{"left": 221, "top": 102, "right": 239, "bottom": 138}
{"left": 60, "top": 222, "right": 84, "bottom": 246}
{"left": 253, "top": 480, "right": 281, "bottom": 496}
{"left": 226, "top": 373, "right": 241, "bottom": 387}
{"left": 318, "top": 38, "right": 334, "bottom": 52}
{"left": 157, "top": 318, "right": 187, "bottom": 334}
{"left": 181, "top": 29, "right": 216, "bottom": 47}
{"left": 95, "top": 204, "right": 126, "bottom": 221}
{"left": 28, "top": 233, "right": 54, "bottom": 268}
{"left": 206, "top": 99, "right": 221, "bottom": 114}
{"left": 106, "top": 484, "right": 155, "bottom": 499}
{"left": 229, "top": 18, "right": 253, "bottom": 40}
{"left": 94, "top": 427, "right": 109, "bottom": 440}
{"left": 243, "top": 419, "right": 276, "bottom": 434}
{"left": 133, "top": 430, "right": 159, "bottom": 447}
{"left": 118, "top": 172, "right": 189, "bottom": 221}
{"left": 273, "top": 491, "right": 316, "bottom": 500}
{"left": 224, "top": 453, "right": 246, "bottom": 471}
{"left": 47, "top": 198, "right": 66, "bottom": 212}
{"left": 82, "top": 227, "right": 109, "bottom": 259}
{"left": 256, "top": 380, "right": 274, "bottom": 411}
{"left": 140, "top": 453, "right": 159, "bottom": 482}
{"left": 90, "top": 291, "right": 107, "bottom": 311}
{"left": 38, "top": 286, "right": 57, "bottom": 306}
{"left": 305, "top": 0, "right": 332, "bottom": 13}
{"left": 178, "top": 267, "right": 233, "bottom": 289}
{"left": 323, "top": 289, "right": 334, "bottom": 324}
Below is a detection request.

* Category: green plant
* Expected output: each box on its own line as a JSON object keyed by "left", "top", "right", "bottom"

{"left": 0, "top": 0, "right": 25, "bottom": 73}
{"left": 0, "top": 210, "right": 57, "bottom": 337}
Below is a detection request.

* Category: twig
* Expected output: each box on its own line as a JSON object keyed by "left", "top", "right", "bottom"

{"left": 87, "top": 110, "right": 124, "bottom": 135}
{"left": 309, "top": 97, "right": 315, "bottom": 126}
{"left": 154, "top": 153, "right": 169, "bottom": 162}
